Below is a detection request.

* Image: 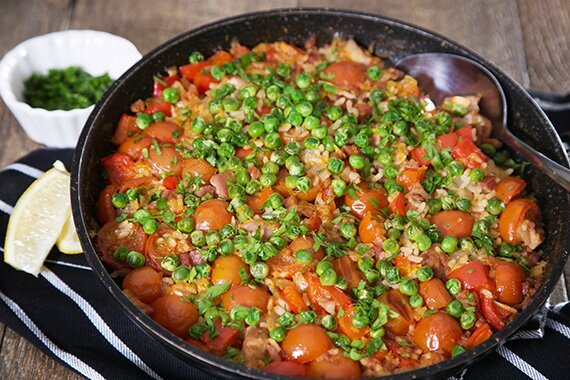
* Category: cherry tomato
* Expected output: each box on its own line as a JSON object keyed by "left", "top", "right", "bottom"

{"left": 162, "top": 176, "right": 179, "bottom": 190}
{"left": 494, "top": 262, "right": 526, "bottom": 305}
{"left": 118, "top": 136, "right": 152, "bottom": 160}
{"left": 221, "top": 285, "right": 270, "bottom": 312}
{"left": 397, "top": 167, "right": 426, "bottom": 192}
{"left": 112, "top": 114, "right": 138, "bottom": 146}
{"left": 451, "top": 139, "right": 488, "bottom": 169}
{"left": 419, "top": 278, "right": 452, "bottom": 310}
{"left": 358, "top": 212, "right": 386, "bottom": 246}
{"left": 466, "top": 323, "right": 493, "bottom": 349}
{"left": 97, "top": 220, "right": 146, "bottom": 269}
{"left": 323, "top": 61, "right": 365, "bottom": 89}
{"left": 389, "top": 192, "right": 406, "bottom": 217}
{"left": 146, "top": 146, "right": 182, "bottom": 176}
{"left": 144, "top": 102, "right": 173, "bottom": 117}
{"left": 455, "top": 126, "right": 475, "bottom": 141}
{"left": 275, "top": 169, "right": 321, "bottom": 202}
{"left": 307, "top": 351, "right": 362, "bottom": 379}
{"left": 344, "top": 186, "right": 388, "bottom": 219}
{"left": 264, "top": 361, "right": 308, "bottom": 377}
{"left": 480, "top": 291, "right": 507, "bottom": 330}
{"left": 437, "top": 132, "right": 459, "bottom": 149}
{"left": 96, "top": 185, "right": 117, "bottom": 225}
{"left": 211, "top": 255, "right": 248, "bottom": 286}
{"left": 281, "top": 284, "right": 309, "bottom": 313}
{"left": 411, "top": 146, "right": 430, "bottom": 166}
{"left": 338, "top": 304, "right": 369, "bottom": 341}
{"left": 246, "top": 187, "right": 274, "bottom": 214}
{"left": 122, "top": 266, "right": 162, "bottom": 304}
{"left": 333, "top": 255, "right": 362, "bottom": 289}
{"left": 496, "top": 177, "right": 526, "bottom": 204}
{"left": 102, "top": 153, "right": 136, "bottom": 185}
{"left": 194, "top": 199, "right": 233, "bottom": 231}
{"left": 142, "top": 121, "right": 180, "bottom": 144}
{"left": 151, "top": 295, "right": 199, "bottom": 337}
{"left": 448, "top": 261, "right": 493, "bottom": 292}
{"left": 498, "top": 198, "right": 540, "bottom": 245}
{"left": 182, "top": 158, "right": 218, "bottom": 182}
{"left": 379, "top": 290, "right": 414, "bottom": 335}
{"left": 281, "top": 324, "right": 333, "bottom": 363}
{"left": 144, "top": 227, "right": 184, "bottom": 271}
{"left": 412, "top": 312, "right": 462, "bottom": 353}
{"left": 267, "top": 236, "right": 324, "bottom": 278}
{"left": 152, "top": 74, "right": 179, "bottom": 97}
{"left": 432, "top": 210, "right": 475, "bottom": 239}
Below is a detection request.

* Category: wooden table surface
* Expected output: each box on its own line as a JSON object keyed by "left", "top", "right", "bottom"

{"left": 0, "top": 0, "right": 568, "bottom": 378}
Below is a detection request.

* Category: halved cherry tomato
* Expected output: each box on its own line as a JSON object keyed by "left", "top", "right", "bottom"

{"left": 323, "top": 61, "right": 365, "bottom": 89}
{"left": 431, "top": 210, "right": 475, "bottom": 238}
{"left": 466, "top": 323, "right": 493, "bottom": 349}
{"left": 209, "top": 50, "right": 233, "bottom": 65}
{"left": 455, "top": 126, "right": 475, "bottom": 141}
{"left": 180, "top": 61, "right": 208, "bottom": 81}
{"left": 102, "top": 153, "right": 136, "bottom": 185}
{"left": 419, "top": 278, "right": 452, "bottom": 310}
{"left": 275, "top": 169, "right": 321, "bottom": 202}
{"left": 221, "top": 285, "right": 270, "bottom": 312}
{"left": 498, "top": 198, "right": 540, "bottom": 245}
{"left": 211, "top": 255, "right": 248, "bottom": 286}
{"left": 304, "top": 213, "right": 322, "bottom": 232}
{"left": 153, "top": 74, "right": 179, "bottom": 97}
{"left": 393, "top": 256, "right": 419, "bottom": 277}
{"left": 118, "top": 136, "right": 152, "bottom": 160}
{"left": 281, "top": 284, "right": 308, "bottom": 313}
{"left": 162, "top": 176, "right": 179, "bottom": 190}
{"left": 480, "top": 291, "right": 507, "bottom": 330}
{"left": 201, "top": 321, "right": 240, "bottom": 353}
{"left": 379, "top": 290, "right": 414, "bottom": 335}
{"left": 182, "top": 158, "right": 218, "bottom": 182}
{"left": 307, "top": 351, "right": 362, "bottom": 379}
{"left": 397, "top": 167, "right": 426, "bottom": 191}
{"left": 122, "top": 266, "right": 162, "bottom": 304}
{"left": 333, "top": 255, "right": 362, "bottom": 289}
{"left": 338, "top": 304, "right": 369, "bottom": 341}
{"left": 448, "top": 261, "right": 494, "bottom": 292}
{"left": 411, "top": 146, "right": 430, "bottom": 166}
{"left": 437, "top": 132, "right": 459, "bottom": 148}
{"left": 194, "top": 72, "right": 217, "bottom": 94}
{"left": 496, "top": 177, "right": 526, "bottom": 204}
{"left": 97, "top": 220, "right": 147, "bottom": 269}
{"left": 281, "top": 324, "right": 333, "bottom": 363}
{"left": 146, "top": 146, "right": 182, "bottom": 176}
{"left": 305, "top": 275, "right": 352, "bottom": 313}
{"left": 267, "top": 237, "right": 324, "bottom": 278}
{"left": 494, "top": 262, "right": 526, "bottom": 305}
{"left": 142, "top": 121, "right": 179, "bottom": 144}
{"left": 265, "top": 361, "right": 308, "bottom": 377}
{"left": 112, "top": 114, "right": 138, "bottom": 146}
{"left": 194, "top": 199, "right": 233, "bottom": 231}
{"left": 389, "top": 192, "right": 406, "bottom": 217}
{"left": 358, "top": 212, "right": 385, "bottom": 246}
{"left": 144, "top": 102, "right": 173, "bottom": 117}
{"left": 452, "top": 139, "right": 488, "bottom": 168}
{"left": 412, "top": 312, "right": 462, "bottom": 353}
{"left": 144, "top": 227, "right": 182, "bottom": 271}
{"left": 151, "top": 295, "right": 199, "bottom": 337}
{"left": 96, "top": 185, "right": 117, "bottom": 225}
{"left": 235, "top": 147, "right": 253, "bottom": 158}
{"left": 344, "top": 186, "right": 388, "bottom": 219}
{"left": 246, "top": 187, "right": 274, "bottom": 214}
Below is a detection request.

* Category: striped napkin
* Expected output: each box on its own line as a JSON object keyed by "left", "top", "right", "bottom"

{"left": 0, "top": 149, "right": 568, "bottom": 380}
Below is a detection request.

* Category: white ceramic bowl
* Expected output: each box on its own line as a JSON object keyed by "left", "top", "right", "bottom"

{"left": 0, "top": 30, "right": 142, "bottom": 148}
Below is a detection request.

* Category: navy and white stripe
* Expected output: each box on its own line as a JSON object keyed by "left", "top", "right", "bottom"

{"left": 0, "top": 149, "right": 568, "bottom": 380}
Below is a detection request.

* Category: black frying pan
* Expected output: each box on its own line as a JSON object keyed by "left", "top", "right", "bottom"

{"left": 70, "top": 8, "right": 570, "bottom": 379}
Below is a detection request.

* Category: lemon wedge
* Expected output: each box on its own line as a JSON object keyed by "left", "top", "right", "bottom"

{"left": 4, "top": 161, "right": 73, "bottom": 276}
{"left": 56, "top": 212, "right": 83, "bottom": 254}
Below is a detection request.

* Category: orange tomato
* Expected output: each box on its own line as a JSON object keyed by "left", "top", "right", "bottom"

{"left": 118, "top": 136, "right": 152, "bottom": 160}
{"left": 451, "top": 139, "right": 488, "bottom": 168}
{"left": 96, "top": 185, "right": 117, "bottom": 225}
{"left": 146, "top": 146, "right": 182, "bottom": 176}
{"left": 194, "top": 199, "right": 233, "bottom": 231}
{"left": 112, "top": 114, "right": 138, "bottom": 146}
{"left": 151, "top": 295, "right": 199, "bottom": 337}
{"left": 412, "top": 312, "right": 462, "bottom": 353}
{"left": 246, "top": 187, "right": 274, "bottom": 214}
{"left": 307, "top": 352, "right": 362, "bottom": 379}
{"left": 275, "top": 169, "right": 321, "bottom": 202}
{"left": 281, "top": 324, "right": 333, "bottom": 363}
{"left": 498, "top": 198, "right": 540, "bottom": 245}
{"left": 448, "top": 261, "right": 494, "bottom": 292}
{"left": 122, "top": 266, "right": 162, "bottom": 304}
{"left": 496, "top": 177, "right": 526, "bottom": 204}
{"left": 418, "top": 278, "right": 452, "bottom": 310}
{"left": 344, "top": 186, "right": 388, "bottom": 219}
{"left": 466, "top": 323, "right": 493, "bottom": 349}
{"left": 333, "top": 256, "right": 362, "bottom": 289}
{"left": 323, "top": 61, "right": 365, "bottom": 89}
{"left": 97, "top": 220, "right": 146, "bottom": 269}
{"left": 211, "top": 255, "right": 248, "bottom": 286}
{"left": 182, "top": 158, "right": 218, "bottom": 182}
{"left": 142, "top": 121, "right": 180, "bottom": 144}
{"left": 101, "top": 153, "right": 136, "bottom": 185}
{"left": 494, "top": 261, "right": 526, "bottom": 305}
{"left": 379, "top": 290, "right": 414, "bottom": 335}
{"left": 432, "top": 210, "right": 475, "bottom": 238}
{"left": 267, "top": 236, "right": 324, "bottom": 279}
{"left": 264, "top": 361, "right": 308, "bottom": 377}
{"left": 144, "top": 227, "right": 181, "bottom": 271}
{"left": 338, "top": 304, "right": 369, "bottom": 341}
{"left": 358, "top": 212, "right": 385, "bottom": 246}
{"left": 397, "top": 167, "right": 426, "bottom": 192}
{"left": 221, "top": 285, "right": 270, "bottom": 312}
{"left": 281, "top": 284, "right": 309, "bottom": 313}
{"left": 389, "top": 192, "right": 406, "bottom": 217}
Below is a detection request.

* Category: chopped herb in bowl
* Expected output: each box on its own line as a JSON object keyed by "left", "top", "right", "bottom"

{"left": 23, "top": 66, "right": 113, "bottom": 111}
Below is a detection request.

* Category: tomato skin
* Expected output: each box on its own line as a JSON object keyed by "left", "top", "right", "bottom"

{"left": 246, "top": 187, "right": 274, "bottom": 214}
{"left": 281, "top": 284, "right": 308, "bottom": 313}
{"left": 182, "top": 158, "right": 218, "bottom": 182}
{"left": 151, "top": 295, "right": 199, "bottom": 337}
{"left": 144, "top": 228, "right": 180, "bottom": 271}
{"left": 112, "top": 114, "right": 138, "bottom": 146}
{"left": 267, "top": 237, "right": 324, "bottom": 278}
{"left": 144, "top": 102, "right": 173, "bottom": 117}
{"left": 498, "top": 198, "right": 540, "bottom": 245}
{"left": 389, "top": 192, "right": 406, "bottom": 217}
{"left": 211, "top": 255, "right": 248, "bottom": 286}
{"left": 358, "top": 212, "right": 386, "bottom": 246}
{"left": 412, "top": 312, "right": 463, "bottom": 353}
{"left": 162, "top": 176, "right": 179, "bottom": 190}
{"left": 480, "top": 291, "right": 507, "bottom": 330}
{"left": 496, "top": 177, "right": 526, "bottom": 204}
{"left": 419, "top": 278, "right": 452, "bottom": 310}
{"left": 97, "top": 220, "right": 147, "bottom": 269}
{"left": 152, "top": 74, "right": 179, "bottom": 97}
{"left": 411, "top": 146, "right": 430, "bottom": 166}
{"left": 281, "top": 324, "right": 333, "bottom": 363}
{"left": 142, "top": 121, "right": 179, "bottom": 144}
{"left": 180, "top": 61, "right": 208, "bottom": 80}
{"left": 379, "top": 290, "right": 414, "bottom": 335}
{"left": 323, "top": 61, "right": 365, "bottom": 89}
{"left": 344, "top": 186, "right": 388, "bottom": 219}
{"left": 448, "top": 261, "right": 494, "bottom": 292}
{"left": 452, "top": 139, "right": 488, "bottom": 168}
{"left": 194, "top": 199, "right": 233, "bottom": 231}
{"left": 432, "top": 210, "right": 475, "bottom": 239}
{"left": 146, "top": 146, "right": 182, "bottom": 176}
{"left": 235, "top": 147, "right": 253, "bottom": 158}
{"left": 437, "top": 132, "right": 459, "bottom": 148}
{"left": 333, "top": 255, "right": 362, "bottom": 289}
{"left": 122, "top": 267, "right": 162, "bottom": 304}
{"left": 264, "top": 361, "right": 308, "bottom": 377}
{"left": 96, "top": 185, "right": 117, "bottom": 225}
{"left": 338, "top": 304, "right": 369, "bottom": 341}
{"left": 102, "top": 153, "right": 136, "bottom": 185}
{"left": 495, "top": 262, "right": 526, "bottom": 305}
{"left": 307, "top": 352, "right": 362, "bottom": 379}
{"left": 397, "top": 167, "right": 426, "bottom": 192}
{"left": 118, "top": 136, "right": 152, "bottom": 160}
{"left": 466, "top": 323, "right": 493, "bottom": 349}
{"left": 221, "top": 285, "right": 270, "bottom": 312}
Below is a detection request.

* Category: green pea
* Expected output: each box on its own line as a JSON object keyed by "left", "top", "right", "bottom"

{"left": 250, "top": 262, "right": 269, "bottom": 279}
{"left": 303, "top": 115, "right": 320, "bottom": 131}
{"left": 469, "top": 168, "right": 485, "bottom": 182}
{"left": 377, "top": 150, "right": 392, "bottom": 165}
{"left": 352, "top": 311, "right": 370, "bottom": 329}
{"left": 295, "top": 249, "right": 313, "bottom": 264}
{"left": 245, "top": 307, "right": 261, "bottom": 326}
{"left": 191, "top": 117, "right": 206, "bottom": 133}
{"left": 446, "top": 278, "right": 462, "bottom": 296}
{"left": 264, "top": 132, "right": 282, "bottom": 149}
{"left": 391, "top": 216, "right": 406, "bottom": 230}
{"left": 321, "top": 315, "right": 337, "bottom": 330}
{"left": 205, "top": 231, "right": 221, "bottom": 247}
{"left": 442, "top": 195, "right": 457, "bottom": 210}
{"left": 460, "top": 312, "right": 476, "bottom": 330}
{"left": 370, "top": 89, "right": 386, "bottom": 105}
{"left": 312, "top": 125, "right": 328, "bottom": 140}
{"left": 172, "top": 265, "right": 191, "bottom": 282}
{"left": 399, "top": 279, "right": 419, "bottom": 296}
{"left": 278, "top": 312, "right": 295, "bottom": 327}
{"left": 188, "top": 51, "right": 204, "bottom": 63}
{"left": 135, "top": 113, "right": 153, "bottom": 129}
{"left": 126, "top": 189, "right": 139, "bottom": 202}
{"left": 446, "top": 161, "right": 465, "bottom": 177}
{"left": 162, "top": 87, "right": 180, "bottom": 103}
{"left": 416, "top": 266, "right": 434, "bottom": 282}
{"left": 142, "top": 219, "right": 158, "bottom": 234}
{"left": 270, "top": 326, "right": 286, "bottom": 342}
{"left": 405, "top": 224, "right": 423, "bottom": 242}
{"left": 357, "top": 256, "right": 374, "bottom": 272}
{"left": 416, "top": 234, "right": 433, "bottom": 251}
{"left": 111, "top": 193, "right": 127, "bottom": 209}
{"left": 304, "top": 137, "right": 319, "bottom": 150}
{"left": 126, "top": 251, "right": 145, "bottom": 268}
{"left": 364, "top": 269, "right": 380, "bottom": 283}
{"left": 326, "top": 106, "right": 342, "bottom": 121}
{"left": 367, "top": 66, "right": 382, "bottom": 81}
{"left": 376, "top": 260, "right": 391, "bottom": 277}
{"left": 210, "top": 65, "right": 225, "bottom": 80}
{"left": 276, "top": 63, "right": 291, "bottom": 78}
{"left": 222, "top": 97, "right": 240, "bottom": 112}
{"left": 385, "top": 266, "right": 401, "bottom": 284}
{"left": 386, "top": 228, "right": 401, "bottom": 240}
{"left": 480, "top": 143, "right": 496, "bottom": 157}
{"left": 248, "top": 121, "right": 265, "bottom": 137}
{"left": 245, "top": 180, "right": 261, "bottom": 195}
{"left": 236, "top": 204, "right": 254, "bottom": 222}
{"left": 456, "top": 197, "right": 472, "bottom": 212}
{"left": 152, "top": 111, "right": 166, "bottom": 122}
{"left": 349, "top": 155, "right": 366, "bottom": 170}
{"left": 382, "top": 239, "right": 399, "bottom": 255}
{"left": 190, "top": 230, "right": 206, "bottom": 247}
{"left": 441, "top": 236, "right": 458, "bottom": 253}
{"left": 161, "top": 255, "right": 180, "bottom": 272}
{"left": 113, "top": 246, "right": 129, "bottom": 262}
{"left": 393, "top": 121, "right": 408, "bottom": 136}
{"left": 219, "top": 239, "right": 234, "bottom": 255}
{"left": 331, "top": 179, "right": 347, "bottom": 196}
{"left": 299, "top": 310, "right": 317, "bottom": 324}
{"left": 316, "top": 261, "right": 333, "bottom": 276}
{"left": 285, "top": 175, "right": 298, "bottom": 190}
{"left": 296, "top": 176, "right": 312, "bottom": 192}
{"left": 446, "top": 300, "right": 464, "bottom": 317}
{"left": 328, "top": 157, "right": 345, "bottom": 174}
{"left": 174, "top": 218, "right": 195, "bottom": 234}
{"left": 320, "top": 268, "right": 337, "bottom": 286}
{"left": 340, "top": 222, "right": 357, "bottom": 239}
{"left": 499, "top": 242, "right": 515, "bottom": 257}
{"left": 409, "top": 294, "right": 424, "bottom": 308}
{"left": 427, "top": 198, "right": 442, "bottom": 215}
{"left": 451, "top": 345, "right": 466, "bottom": 357}
{"left": 494, "top": 151, "right": 508, "bottom": 165}
{"left": 486, "top": 198, "right": 504, "bottom": 216}
{"left": 383, "top": 164, "right": 398, "bottom": 179}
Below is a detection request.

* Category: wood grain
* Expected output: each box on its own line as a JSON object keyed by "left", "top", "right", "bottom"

{"left": 517, "top": 0, "right": 570, "bottom": 94}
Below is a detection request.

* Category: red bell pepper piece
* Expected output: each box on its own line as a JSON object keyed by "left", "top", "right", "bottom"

{"left": 452, "top": 139, "right": 488, "bottom": 168}
{"left": 144, "top": 102, "right": 173, "bottom": 117}
{"left": 448, "top": 261, "right": 494, "bottom": 292}
{"left": 411, "top": 146, "right": 430, "bottom": 166}
{"left": 153, "top": 74, "right": 179, "bottom": 97}
{"left": 201, "top": 321, "right": 240, "bottom": 353}
{"left": 162, "top": 176, "right": 179, "bottom": 190}
{"left": 455, "top": 126, "right": 475, "bottom": 141}
{"left": 389, "top": 192, "right": 406, "bottom": 217}
{"left": 480, "top": 291, "right": 507, "bottom": 330}
{"left": 437, "top": 132, "right": 459, "bottom": 148}
{"left": 180, "top": 61, "right": 208, "bottom": 81}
